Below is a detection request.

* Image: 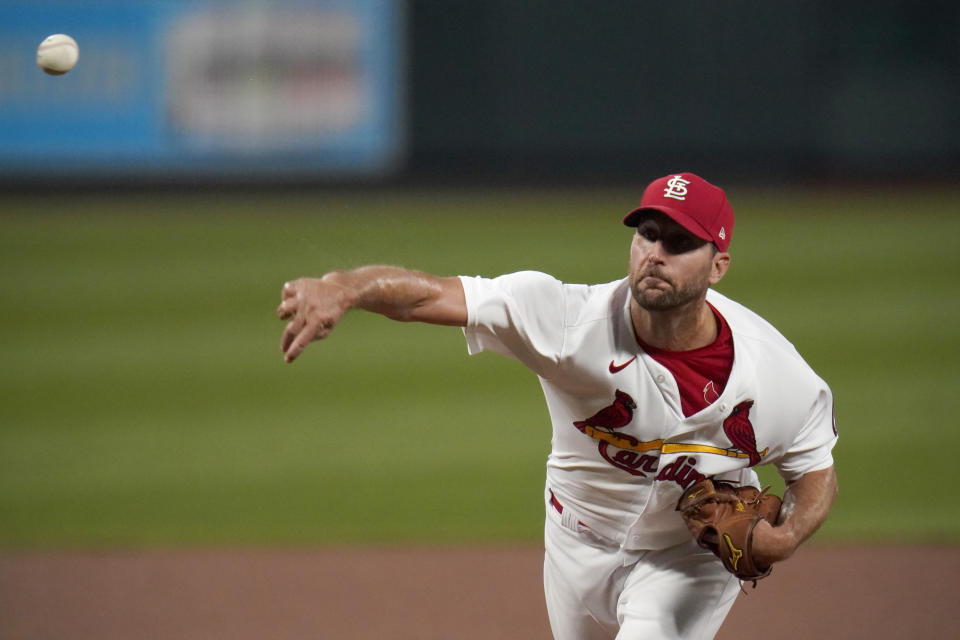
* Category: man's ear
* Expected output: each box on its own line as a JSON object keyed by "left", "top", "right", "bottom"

{"left": 710, "top": 252, "right": 730, "bottom": 285}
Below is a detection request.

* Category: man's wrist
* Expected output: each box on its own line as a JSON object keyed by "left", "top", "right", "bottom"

{"left": 754, "top": 519, "right": 799, "bottom": 565}
{"left": 320, "top": 270, "right": 361, "bottom": 312}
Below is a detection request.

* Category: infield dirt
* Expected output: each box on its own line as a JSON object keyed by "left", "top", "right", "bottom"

{"left": 0, "top": 545, "right": 955, "bottom": 639}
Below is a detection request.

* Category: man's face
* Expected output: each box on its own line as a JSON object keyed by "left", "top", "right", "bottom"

{"left": 628, "top": 212, "right": 729, "bottom": 312}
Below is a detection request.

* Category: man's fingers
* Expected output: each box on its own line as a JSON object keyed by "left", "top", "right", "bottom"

{"left": 278, "top": 278, "right": 341, "bottom": 362}
{"left": 277, "top": 298, "right": 295, "bottom": 320}
{"left": 278, "top": 281, "right": 300, "bottom": 319}
{"left": 281, "top": 317, "right": 305, "bottom": 354}
{"left": 284, "top": 333, "right": 307, "bottom": 363}
{"left": 282, "top": 316, "right": 338, "bottom": 363}
{"left": 283, "top": 322, "right": 323, "bottom": 363}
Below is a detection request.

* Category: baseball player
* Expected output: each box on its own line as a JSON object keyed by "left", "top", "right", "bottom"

{"left": 277, "top": 173, "right": 839, "bottom": 639}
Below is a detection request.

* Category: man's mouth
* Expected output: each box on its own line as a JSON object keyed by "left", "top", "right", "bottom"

{"left": 642, "top": 273, "right": 670, "bottom": 286}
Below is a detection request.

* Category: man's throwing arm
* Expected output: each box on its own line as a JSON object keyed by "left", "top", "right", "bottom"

{"left": 277, "top": 266, "right": 467, "bottom": 363}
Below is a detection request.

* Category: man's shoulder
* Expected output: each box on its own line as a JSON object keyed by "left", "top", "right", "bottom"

{"left": 707, "top": 289, "right": 799, "bottom": 354}
{"left": 469, "top": 271, "right": 626, "bottom": 303}
{"left": 563, "top": 277, "right": 630, "bottom": 324}
{"left": 485, "top": 272, "right": 628, "bottom": 328}
{"left": 568, "top": 276, "right": 628, "bottom": 298}
{"left": 460, "top": 270, "right": 561, "bottom": 303}
{"left": 708, "top": 289, "right": 828, "bottom": 385}
{"left": 468, "top": 270, "right": 558, "bottom": 286}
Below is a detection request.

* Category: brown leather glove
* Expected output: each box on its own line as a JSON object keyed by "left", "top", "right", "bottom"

{"left": 677, "top": 478, "right": 783, "bottom": 583}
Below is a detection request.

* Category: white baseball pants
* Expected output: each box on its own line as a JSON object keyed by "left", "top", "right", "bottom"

{"left": 543, "top": 496, "right": 741, "bottom": 639}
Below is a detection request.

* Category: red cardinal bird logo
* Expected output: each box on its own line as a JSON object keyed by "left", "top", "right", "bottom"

{"left": 574, "top": 389, "right": 636, "bottom": 432}
{"left": 722, "top": 400, "right": 764, "bottom": 466}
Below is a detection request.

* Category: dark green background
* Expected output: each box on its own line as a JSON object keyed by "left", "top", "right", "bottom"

{"left": 408, "top": 1, "right": 960, "bottom": 181}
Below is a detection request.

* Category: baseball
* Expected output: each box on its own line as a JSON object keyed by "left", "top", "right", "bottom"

{"left": 36, "top": 34, "right": 79, "bottom": 75}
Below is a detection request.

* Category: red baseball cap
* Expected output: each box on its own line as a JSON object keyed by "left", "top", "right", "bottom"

{"left": 623, "top": 173, "right": 735, "bottom": 252}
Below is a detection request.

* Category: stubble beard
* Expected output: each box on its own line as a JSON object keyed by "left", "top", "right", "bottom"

{"left": 631, "top": 270, "right": 709, "bottom": 312}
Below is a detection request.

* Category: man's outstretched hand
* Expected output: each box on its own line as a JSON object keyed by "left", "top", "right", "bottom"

{"left": 277, "top": 277, "right": 351, "bottom": 363}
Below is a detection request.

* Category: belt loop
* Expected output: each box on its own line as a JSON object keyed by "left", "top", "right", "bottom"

{"left": 550, "top": 489, "right": 586, "bottom": 532}
{"left": 561, "top": 505, "right": 581, "bottom": 532}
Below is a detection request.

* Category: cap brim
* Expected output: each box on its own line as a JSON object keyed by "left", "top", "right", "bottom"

{"left": 622, "top": 205, "right": 714, "bottom": 244}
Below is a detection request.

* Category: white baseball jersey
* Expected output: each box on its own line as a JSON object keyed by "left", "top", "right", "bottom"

{"left": 460, "top": 271, "right": 837, "bottom": 551}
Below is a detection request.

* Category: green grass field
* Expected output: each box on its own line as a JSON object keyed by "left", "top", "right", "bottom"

{"left": 1, "top": 186, "right": 958, "bottom": 548}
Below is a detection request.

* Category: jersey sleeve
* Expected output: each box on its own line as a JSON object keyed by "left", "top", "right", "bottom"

{"left": 775, "top": 385, "right": 838, "bottom": 483}
{"left": 459, "top": 271, "right": 566, "bottom": 378}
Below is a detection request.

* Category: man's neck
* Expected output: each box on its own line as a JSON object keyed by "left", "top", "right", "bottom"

{"left": 630, "top": 297, "right": 717, "bottom": 352}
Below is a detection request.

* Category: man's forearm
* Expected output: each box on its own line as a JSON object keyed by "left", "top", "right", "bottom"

{"left": 322, "top": 266, "right": 467, "bottom": 325}
{"left": 754, "top": 465, "right": 838, "bottom": 564}
{"left": 779, "top": 465, "right": 838, "bottom": 546}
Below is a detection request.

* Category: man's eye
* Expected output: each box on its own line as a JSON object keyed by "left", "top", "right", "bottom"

{"left": 663, "top": 235, "right": 698, "bottom": 254}
{"left": 640, "top": 228, "right": 659, "bottom": 242}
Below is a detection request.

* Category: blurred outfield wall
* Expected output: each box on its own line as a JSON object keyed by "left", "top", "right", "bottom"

{"left": 409, "top": 1, "right": 960, "bottom": 183}
{"left": 1, "top": 0, "right": 958, "bottom": 185}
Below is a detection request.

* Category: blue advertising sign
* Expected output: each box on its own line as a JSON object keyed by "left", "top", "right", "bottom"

{"left": 0, "top": 0, "right": 404, "bottom": 178}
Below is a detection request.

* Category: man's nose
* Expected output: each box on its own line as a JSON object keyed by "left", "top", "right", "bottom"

{"left": 646, "top": 239, "right": 668, "bottom": 262}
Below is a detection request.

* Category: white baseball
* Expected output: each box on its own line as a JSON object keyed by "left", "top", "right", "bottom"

{"left": 36, "top": 34, "right": 79, "bottom": 75}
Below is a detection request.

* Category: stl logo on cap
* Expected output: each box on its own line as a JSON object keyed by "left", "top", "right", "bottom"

{"left": 663, "top": 176, "right": 690, "bottom": 201}
{"left": 623, "top": 172, "right": 736, "bottom": 253}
